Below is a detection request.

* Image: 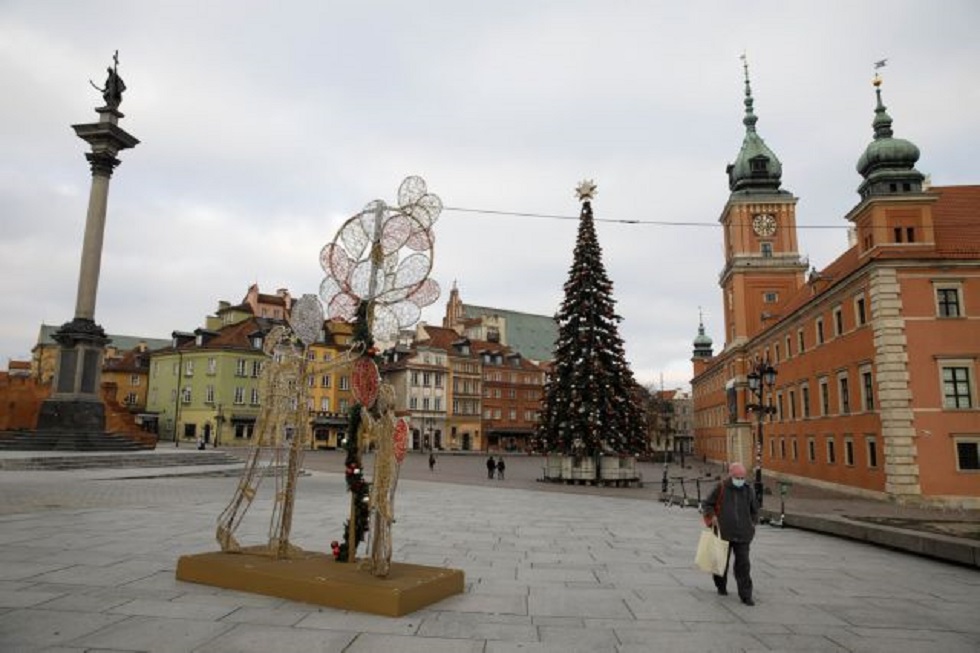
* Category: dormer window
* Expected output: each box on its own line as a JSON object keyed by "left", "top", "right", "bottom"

{"left": 750, "top": 156, "right": 769, "bottom": 174}
{"left": 252, "top": 336, "right": 263, "bottom": 349}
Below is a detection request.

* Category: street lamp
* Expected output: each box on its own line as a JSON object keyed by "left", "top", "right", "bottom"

{"left": 746, "top": 355, "right": 777, "bottom": 507}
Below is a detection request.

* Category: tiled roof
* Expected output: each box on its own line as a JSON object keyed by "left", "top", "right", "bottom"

{"left": 417, "top": 325, "right": 464, "bottom": 351}
{"left": 103, "top": 347, "right": 150, "bottom": 373}
{"left": 932, "top": 185, "right": 980, "bottom": 256}
{"left": 156, "top": 317, "right": 276, "bottom": 354}
{"left": 34, "top": 324, "right": 170, "bottom": 352}
{"left": 218, "top": 302, "right": 253, "bottom": 314}
{"left": 257, "top": 293, "right": 288, "bottom": 307}
{"left": 462, "top": 304, "right": 557, "bottom": 362}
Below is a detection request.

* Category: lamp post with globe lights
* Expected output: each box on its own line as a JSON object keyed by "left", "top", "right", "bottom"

{"left": 746, "top": 356, "right": 777, "bottom": 507}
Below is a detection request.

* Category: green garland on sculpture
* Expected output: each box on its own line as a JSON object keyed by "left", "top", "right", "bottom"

{"left": 331, "top": 301, "right": 374, "bottom": 562}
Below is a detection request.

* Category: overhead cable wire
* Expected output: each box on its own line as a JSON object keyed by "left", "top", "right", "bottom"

{"left": 443, "top": 206, "right": 849, "bottom": 229}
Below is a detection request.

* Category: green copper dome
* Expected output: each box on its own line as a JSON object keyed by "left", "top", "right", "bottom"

{"left": 692, "top": 316, "right": 713, "bottom": 358}
{"left": 855, "top": 78, "right": 924, "bottom": 199}
{"left": 726, "top": 61, "right": 783, "bottom": 194}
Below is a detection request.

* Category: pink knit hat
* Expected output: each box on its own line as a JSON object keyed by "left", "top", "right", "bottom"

{"left": 729, "top": 462, "right": 747, "bottom": 477}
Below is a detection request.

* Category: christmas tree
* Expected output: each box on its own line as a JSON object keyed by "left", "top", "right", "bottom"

{"left": 535, "top": 180, "right": 647, "bottom": 458}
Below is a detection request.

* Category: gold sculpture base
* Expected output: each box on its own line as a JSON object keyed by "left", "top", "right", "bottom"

{"left": 176, "top": 547, "right": 464, "bottom": 617}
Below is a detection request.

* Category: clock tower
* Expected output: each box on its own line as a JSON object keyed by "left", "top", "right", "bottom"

{"left": 719, "top": 60, "right": 807, "bottom": 346}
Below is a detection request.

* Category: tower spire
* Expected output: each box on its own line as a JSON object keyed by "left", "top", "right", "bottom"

{"left": 741, "top": 53, "right": 758, "bottom": 133}
{"left": 726, "top": 54, "right": 784, "bottom": 194}
{"left": 855, "top": 61, "right": 924, "bottom": 199}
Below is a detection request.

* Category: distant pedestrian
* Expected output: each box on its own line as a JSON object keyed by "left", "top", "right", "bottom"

{"left": 496, "top": 457, "right": 506, "bottom": 480}
{"left": 429, "top": 452, "right": 436, "bottom": 472}
{"left": 196, "top": 437, "right": 205, "bottom": 451}
{"left": 486, "top": 455, "right": 496, "bottom": 479}
{"left": 702, "top": 462, "right": 759, "bottom": 606}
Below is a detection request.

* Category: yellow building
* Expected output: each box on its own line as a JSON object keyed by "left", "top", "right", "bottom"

{"left": 308, "top": 320, "right": 356, "bottom": 449}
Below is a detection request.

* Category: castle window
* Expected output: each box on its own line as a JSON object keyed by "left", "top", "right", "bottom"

{"left": 906, "top": 227, "right": 915, "bottom": 242}
{"left": 955, "top": 438, "right": 979, "bottom": 471}
{"left": 761, "top": 242, "right": 773, "bottom": 258}
{"left": 855, "top": 296, "right": 867, "bottom": 326}
{"left": 936, "top": 286, "right": 962, "bottom": 318}
{"left": 838, "top": 374, "right": 851, "bottom": 414}
{"left": 819, "top": 378, "right": 830, "bottom": 416}
{"left": 941, "top": 363, "right": 974, "bottom": 409}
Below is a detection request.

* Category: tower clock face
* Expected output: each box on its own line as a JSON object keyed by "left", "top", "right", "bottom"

{"left": 752, "top": 213, "right": 777, "bottom": 237}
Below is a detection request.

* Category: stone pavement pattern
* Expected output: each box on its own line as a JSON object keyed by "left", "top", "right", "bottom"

{"left": 0, "top": 461, "right": 978, "bottom": 652}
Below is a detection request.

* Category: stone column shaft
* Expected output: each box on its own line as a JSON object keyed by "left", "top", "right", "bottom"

{"left": 74, "top": 170, "right": 112, "bottom": 320}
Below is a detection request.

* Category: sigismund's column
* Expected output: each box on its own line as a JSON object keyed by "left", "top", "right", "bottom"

{"left": 37, "top": 53, "right": 139, "bottom": 433}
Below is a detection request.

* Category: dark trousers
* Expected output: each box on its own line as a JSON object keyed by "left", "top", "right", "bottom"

{"left": 713, "top": 541, "right": 752, "bottom": 600}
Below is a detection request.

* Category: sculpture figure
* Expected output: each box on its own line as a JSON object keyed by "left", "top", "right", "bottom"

{"left": 90, "top": 51, "right": 126, "bottom": 109}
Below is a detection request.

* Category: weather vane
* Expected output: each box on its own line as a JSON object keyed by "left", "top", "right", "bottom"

{"left": 873, "top": 58, "right": 888, "bottom": 86}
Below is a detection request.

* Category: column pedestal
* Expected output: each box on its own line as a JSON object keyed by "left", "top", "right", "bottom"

{"left": 37, "top": 318, "right": 110, "bottom": 433}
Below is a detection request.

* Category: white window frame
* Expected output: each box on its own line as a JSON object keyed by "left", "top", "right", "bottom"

{"left": 860, "top": 365, "right": 875, "bottom": 412}
{"left": 953, "top": 436, "right": 980, "bottom": 472}
{"left": 833, "top": 305, "right": 844, "bottom": 337}
{"left": 933, "top": 281, "right": 964, "bottom": 318}
{"left": 819, "top": 377, "right": 830, "bottom": 416}
{"left": 837, "top": 372, "right": 851, "bottom": 415}
{"left": 866, "top": 435, "right": 878, "bottom": 469}
{"left": 939, "top": 359, "right": 976, "bottom": 409}
{"left": 844, "top": 435, "right": 855, "bottom": 467}
{"left": 854, "top": 295, "right": 867, "bottom": 327}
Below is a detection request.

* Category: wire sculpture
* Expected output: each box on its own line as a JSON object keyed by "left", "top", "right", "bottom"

{"left": 319, "top": 175, "right": 442, "bottom": 343}
{"left": 216, "top": 294, "right": 363, "bottom": 558}
{"left": 320, "top": 176, "right": 442, "bottom": 576}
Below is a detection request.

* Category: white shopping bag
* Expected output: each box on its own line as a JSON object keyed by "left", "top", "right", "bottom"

{"left": 694, "top": 526, "right": 730, "bottom": 575}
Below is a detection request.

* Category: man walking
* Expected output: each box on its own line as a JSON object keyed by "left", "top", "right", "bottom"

{"left": 486, "top": 455, "right": 496, "bottom": 479}
{"left": 702, "top": 462, "right": 759, "bottom": 605}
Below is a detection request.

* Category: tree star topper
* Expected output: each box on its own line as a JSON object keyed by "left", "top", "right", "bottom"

{"left": 576, "top": 179, "right": 597, "bottom": 201}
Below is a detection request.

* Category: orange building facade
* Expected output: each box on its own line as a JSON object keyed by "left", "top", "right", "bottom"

{"left": 692, "top": 71, "right": 980, "bottom": 507}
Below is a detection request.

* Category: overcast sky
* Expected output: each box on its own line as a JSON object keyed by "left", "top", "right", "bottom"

{"left": 2, "top": 1, "right": 978, "bottom": 390}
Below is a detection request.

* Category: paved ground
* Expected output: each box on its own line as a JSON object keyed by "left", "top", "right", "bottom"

{"left": 0, "top": 450, "right": 978, "bottom": 652}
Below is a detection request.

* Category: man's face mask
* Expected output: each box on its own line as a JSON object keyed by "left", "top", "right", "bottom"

{"left": 732, "top": 478, "right": 746, "bottom": 488}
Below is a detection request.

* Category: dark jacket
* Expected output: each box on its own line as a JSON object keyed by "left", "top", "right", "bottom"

{"left": 703, "top": 479, "right": 759, "bottom": 543}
